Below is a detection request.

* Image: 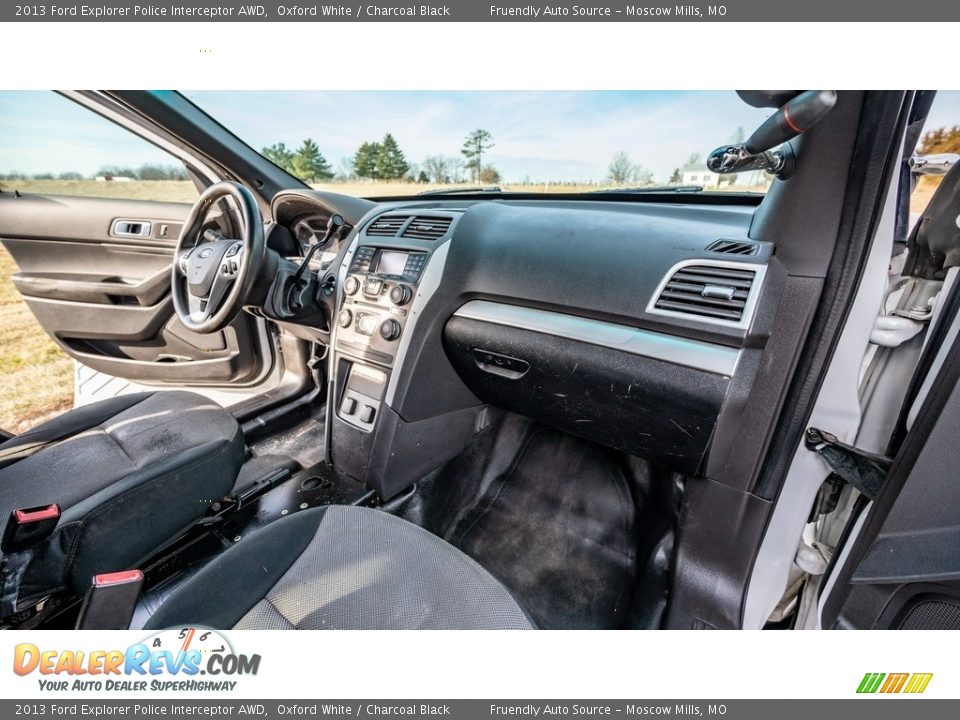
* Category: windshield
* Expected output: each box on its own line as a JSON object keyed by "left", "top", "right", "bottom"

{"left": 188, "top": 91, "right": 777, "bottom": 198}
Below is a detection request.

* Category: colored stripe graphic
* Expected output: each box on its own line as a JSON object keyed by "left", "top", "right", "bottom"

{"left": 904, "top": 673, "right": 933, "bottom": 694}
{"left": 857, "top": 672, "right": 932, "bottom": 694}
{"left": 880, "top": 673, "right": 908, "bottom": 693}
{"left": 857, "top": 673, "right": 885, "bottom": 693}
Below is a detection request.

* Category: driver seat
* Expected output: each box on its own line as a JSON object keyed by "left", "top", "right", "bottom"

{"left": 0, "top": 391, "right": 243, "bottom": 613}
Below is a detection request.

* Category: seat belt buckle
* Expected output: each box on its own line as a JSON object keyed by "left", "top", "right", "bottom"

{"left": 76, "top": 569, "right": 144, "bottom": 630}
{"left": 2, "top": 504, "right": 61, "bottom": 555}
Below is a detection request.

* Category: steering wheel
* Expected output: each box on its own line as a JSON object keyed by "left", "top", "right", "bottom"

{"left": 172, "top": 181, "right": 265, "bottom": 333}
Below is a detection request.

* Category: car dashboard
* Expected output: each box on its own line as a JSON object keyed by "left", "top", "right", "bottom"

{"left": 270, "top": 190, "right": 782, "bottom": 500}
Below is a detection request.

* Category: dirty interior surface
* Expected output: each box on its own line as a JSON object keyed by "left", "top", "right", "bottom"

{"left": 249, "top": 413, "right": 328, "bottom": 468}
{"left": 131, "top": 452, "right": 373, "bottom": 629}
{"left": 385, "top": 412, "right": 682, "bottom": 629}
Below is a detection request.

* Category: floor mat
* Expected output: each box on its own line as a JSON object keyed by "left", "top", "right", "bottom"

{"left": 444, "top": 425, "right": 637, "bottom": 629}
{"left": 250, "top": 415, "right": 327, "bottom": 468}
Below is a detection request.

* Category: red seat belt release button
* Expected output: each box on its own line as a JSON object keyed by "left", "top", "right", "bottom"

{"left": 93, "top": 570, "right": 144, "bottom": 587}
{"left": 2, "top": 503, "right": 61, "bottom": 554}
{"left": 77, "top": 569, "right": 144, "bottom": 630}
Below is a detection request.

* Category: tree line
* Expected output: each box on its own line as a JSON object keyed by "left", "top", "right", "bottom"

{"left": 918, "top": 125, "right": 960, "bottom": 154}
{"left": 260, "top": 128, "right": 500, "bottom": 185}
{"left": 258, "top": 125, "right": 721, "bottom": 187}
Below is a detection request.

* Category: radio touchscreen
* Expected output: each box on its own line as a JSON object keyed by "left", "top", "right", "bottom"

{"left": 376, "top": 250, "right": 408, "bottom": 276}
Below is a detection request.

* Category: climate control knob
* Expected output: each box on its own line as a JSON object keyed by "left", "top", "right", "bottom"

{"left": 343, "top": 276, "right": 360, "bottom": 296}
{"left": 389, "top": 284, "right": 412, "bottom": 306}
{"left": 379, "top": 319, "right": 401, "bottom": 341}
{"left": 337, "top": 309, "right": 353, "bottom": 328}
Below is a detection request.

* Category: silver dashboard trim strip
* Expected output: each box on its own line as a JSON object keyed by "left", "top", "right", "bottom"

{"left": 384, "top": 239, "right": 452, "bottom": 406}
{"left": 331, "top": 233, "right": 361, "bottom": 352}
{"left": 453, "top": 300, "right": 740, "bottom": 377}
{"left": 325, "top": 233, "right": 364, "bottom": 445}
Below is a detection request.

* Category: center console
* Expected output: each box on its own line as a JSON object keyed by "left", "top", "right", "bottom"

{"left": 328, "top": 210, "right": 481, "bottom": 499}
{"left": 335, "top": 240, "right": 434, "bottom": 431}
{"left": 336, "top": 246, "right": 425, "bottom": 367}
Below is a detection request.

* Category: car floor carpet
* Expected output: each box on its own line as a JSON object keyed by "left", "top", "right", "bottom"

{"left": 249, "top": 415, "right": 327, "bottom": 468}
{"left": 441, "top": 422, "right": 638, "bottom": 630}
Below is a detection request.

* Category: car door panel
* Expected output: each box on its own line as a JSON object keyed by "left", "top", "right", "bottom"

{"left": 10, "top": 265, "right": 171, "bottom": 305}
{"left": 0, "top": 193, "right": 185, "bottom": 246}
{"left": 0, "top": 192, "right": 266, "bottom": 387}
{"left": 821, "top": 316, "right": 960, "bottom": 629}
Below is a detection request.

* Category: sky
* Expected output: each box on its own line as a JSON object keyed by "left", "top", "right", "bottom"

{"left": 2, "top": 90, "right": 960, "bottom": 183}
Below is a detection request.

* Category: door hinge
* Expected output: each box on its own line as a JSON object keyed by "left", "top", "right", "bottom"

{"left": 805, "top": 427, "right": 894, "bottom": 500}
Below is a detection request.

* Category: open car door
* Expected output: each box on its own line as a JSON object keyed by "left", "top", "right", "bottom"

{"left": 819, "top": 229, "right": 960, "bottom": 630}
{"left": 0, "top": 92, "right": 274, "bottom": 412}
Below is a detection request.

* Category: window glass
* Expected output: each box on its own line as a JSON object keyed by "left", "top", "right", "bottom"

{"left": 911, "top": 91, "right": 960, "bottom": 217}
{"left": 189, "top": 90, "right": 778, "bottom": 197}
{"left": 0, "top": 91, "right": 197, "bottom": 203}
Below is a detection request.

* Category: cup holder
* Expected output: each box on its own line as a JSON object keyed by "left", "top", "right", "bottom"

{"left": 302, "top": 476, "right": 335, "bottom": 492}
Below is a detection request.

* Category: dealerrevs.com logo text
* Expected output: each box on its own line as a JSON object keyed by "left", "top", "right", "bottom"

{"left": 12, "top": 628, "right": 261, "bottom": 692}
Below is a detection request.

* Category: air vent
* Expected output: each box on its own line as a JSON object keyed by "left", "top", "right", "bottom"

{"left": 401, "top": 216, "right": 453, "bottom": 240}
{"left": 654, "top": 265, "right": 756, "bottom": 322}
{"left": 367, "top": 215, "right": 407, "bottom": 237}
{"left": 706, "top": 239, "right": 759, "bottom": 256}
